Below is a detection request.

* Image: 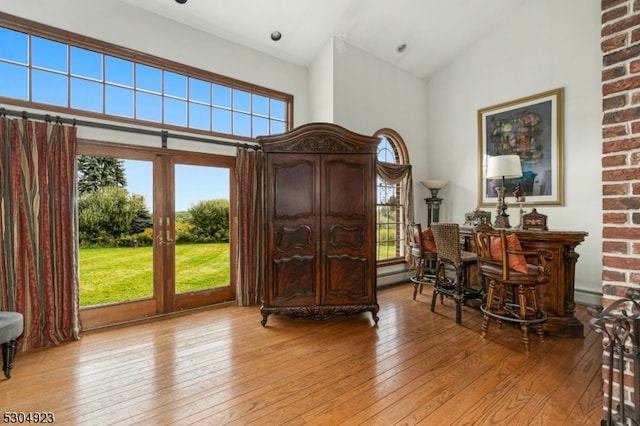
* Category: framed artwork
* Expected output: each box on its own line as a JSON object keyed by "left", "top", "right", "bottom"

{"left": 477, "top": 88, "right": 564, "bottom": 207}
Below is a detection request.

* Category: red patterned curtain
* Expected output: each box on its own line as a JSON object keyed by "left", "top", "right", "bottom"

{"left": 0, "top": 117, "right": 81, "bottom": 351}
{"left": 234, "top": 147, "right": 264, "bottom": 306}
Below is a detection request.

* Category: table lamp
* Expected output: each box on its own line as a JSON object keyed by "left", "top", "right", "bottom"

{"left": 486, "top": 155, "right": 522, "bottom": 228}
{"left": 420, "top": 180, "right": 448, "bottom": 227}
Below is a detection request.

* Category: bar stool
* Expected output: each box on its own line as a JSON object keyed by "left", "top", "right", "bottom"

{"left": 430, "top": 223, "right": 482, "bottom": 324}
{"left": 406, "top": 222, "right": 438, "bottom": 300}
{"left": 474, "top": 224, "right": 553, "bottom": 351}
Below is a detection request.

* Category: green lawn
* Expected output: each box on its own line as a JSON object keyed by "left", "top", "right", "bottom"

{"left": 79, "top": 243, "right": 230, "bottom": 307}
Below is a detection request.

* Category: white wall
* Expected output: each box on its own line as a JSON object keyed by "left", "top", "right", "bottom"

{"left": 331, "top": 42, "right": 429, "bottom": 148}
{"left": 308, "top": 39, "right": 335, "bottom": 123}
{"left": 422, "top": 0, "right": 602, "bottom": 301}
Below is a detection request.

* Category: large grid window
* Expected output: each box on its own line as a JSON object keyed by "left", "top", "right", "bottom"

{"left": 376, "top": 131, "right": 409, "bottom": 263}
{"left": 0, "top": 24, "right": 289, "bottom": 139}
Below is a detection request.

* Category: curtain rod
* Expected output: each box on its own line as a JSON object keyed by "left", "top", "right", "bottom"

{"left": 0, "top": 106, "right": 261, "bottom": 150}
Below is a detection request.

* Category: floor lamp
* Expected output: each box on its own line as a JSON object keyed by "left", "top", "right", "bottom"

{"left": 420, "top": 180, "right": 448, "bottom": 227}
{"left": 486, "top": 155, "right": 522, "bottom": 229}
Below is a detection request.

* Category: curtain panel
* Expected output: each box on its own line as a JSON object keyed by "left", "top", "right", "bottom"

{"left": 234, "top": 148, "right": 264, "bottom": 306}
{"left": 376, "top": 161, "right": 414, "bottom": 264}
{"left": 0, "top": 117, "right": 81, "bottom": 351}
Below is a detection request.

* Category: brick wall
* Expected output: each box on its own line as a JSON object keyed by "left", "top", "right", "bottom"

{"left": 601, "top": 0, "right": 640, "bottom": 420}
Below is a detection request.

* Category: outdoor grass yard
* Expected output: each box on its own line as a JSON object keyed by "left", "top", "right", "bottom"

{"left": 79, "top": 243, "right": 230, "bottom": 307}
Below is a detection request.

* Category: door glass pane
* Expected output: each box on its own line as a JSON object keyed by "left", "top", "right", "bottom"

{"left": 78, "top": 156, "right": 154, "bottom": 307}
{"left": 174, "top": 164, "right": 230, "bottom": 294}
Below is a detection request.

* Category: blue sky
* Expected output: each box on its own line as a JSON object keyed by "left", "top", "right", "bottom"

{"left": 123, "top": 160, "right": 229, "bottom": 212}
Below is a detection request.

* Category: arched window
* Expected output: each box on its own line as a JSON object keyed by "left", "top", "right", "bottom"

{"left": 375, "top": 129, "right": 410, "bottom": 264}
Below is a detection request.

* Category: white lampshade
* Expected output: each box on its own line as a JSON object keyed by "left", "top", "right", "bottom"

{"left": 486, "top": 155, "right": 523, "bottom": 180}
{"left": 420, "top": 180, "right": 449, "bottom": 190}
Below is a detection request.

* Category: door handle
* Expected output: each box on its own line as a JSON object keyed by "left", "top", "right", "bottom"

{"left": 165, "top": 217, "right": 174, "bottom": 244}
{"left": 156, "top": 217, "right": 164, "bottom": 245}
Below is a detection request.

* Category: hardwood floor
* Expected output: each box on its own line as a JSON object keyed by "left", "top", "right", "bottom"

{"left": 1, "top": 283, "right": 604, "bottom": 425}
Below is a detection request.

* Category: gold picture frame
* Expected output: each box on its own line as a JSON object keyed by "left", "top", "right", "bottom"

{"left": 477, "top": 88, "right": 564, "bottom": 207}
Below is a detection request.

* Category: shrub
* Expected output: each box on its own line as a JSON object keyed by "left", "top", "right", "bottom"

{"left": 187, "top": 199, "right": 230, "bottom": 242}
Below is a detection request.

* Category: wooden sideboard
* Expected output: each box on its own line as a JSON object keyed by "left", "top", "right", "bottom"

{"left": 460, "top": 226, "right": 588, "bottom": 338}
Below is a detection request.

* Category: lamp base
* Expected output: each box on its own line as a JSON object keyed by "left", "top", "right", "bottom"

{"left": 493, "top": 186, "right": 511, "bottom": 228}
{"left": 494, "top": 214, "right": 511, "bottom": 229}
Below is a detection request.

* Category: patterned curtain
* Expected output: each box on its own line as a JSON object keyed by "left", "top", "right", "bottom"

{"left": 376, "top": 161, "right": 414, "bottom": 263}
{"left": 0, "top": 117, "right": 81, "bottom": 351}
{"left": 234, "top": 147, "right": 263, "bottom": 306}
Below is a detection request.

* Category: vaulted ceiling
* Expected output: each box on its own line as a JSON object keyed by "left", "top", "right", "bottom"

{"left": 119, "top": 0, "right": 526, "bottom": 79}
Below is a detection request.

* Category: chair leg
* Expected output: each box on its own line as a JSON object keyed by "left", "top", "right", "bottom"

{"left": 431, "top": 261, "right": 444, "bottom": 312}
{"left": 2, "top": 340, "right": 17, "bottom": 379}
{"left": 481, "top": 280, "right": 496, "bottom": 338}
{"left": 528, "top": 286, "right": 545, "bottom": 343}
{"left": 516, "top": 285, "right": 531, "bottom": 352}
{"left": 454, "top": 268, "right": 463, "bottom": 325}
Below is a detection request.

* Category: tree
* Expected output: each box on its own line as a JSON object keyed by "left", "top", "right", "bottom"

{"left": 187, "top": 199, "right": 230, "bottom": 242}
{"left": 129, "top": 194, "right": 153, "bottom": 234}
{"left": 78, "top": 186, "right": 136, "bottom": 245}
{"left": 77, "top": 155, "right": 127, "bottom": 194}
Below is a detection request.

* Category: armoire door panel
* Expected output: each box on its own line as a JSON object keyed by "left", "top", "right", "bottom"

{"left": 323, "top": 256, "right": 370, "bottom": 304}
{"left": 275, "top": 225, "right": 313, "bottom": 252}
{"left": 328, "top": 224, "right": 365, "bottom": 250}
{"left": 324, "top": 157, "right": 368, "bottom": 219}
{"left": 272, "top": 256, "right": 318, "bottom": 306}
{"left": 272, "top": 158, "right": 317, "bottom": 220}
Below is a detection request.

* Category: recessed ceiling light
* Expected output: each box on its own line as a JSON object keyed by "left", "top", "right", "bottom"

{"left": 397, "top": 43, "right": 407, "bottom": 53}
{"left": 271, "top": 31, "right": 282, "bottom": 41}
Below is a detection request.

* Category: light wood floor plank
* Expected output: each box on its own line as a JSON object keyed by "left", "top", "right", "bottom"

{"left": 0, "top": 283, "right": 604, "bottom": 425}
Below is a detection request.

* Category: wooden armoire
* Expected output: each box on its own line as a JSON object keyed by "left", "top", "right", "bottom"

{"left": 258, "top": 122, "right": 379, "bottom": 326}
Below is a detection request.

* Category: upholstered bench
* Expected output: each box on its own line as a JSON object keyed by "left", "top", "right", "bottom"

{"left": 0, "top": 312, "right": 24, "bottom": 379}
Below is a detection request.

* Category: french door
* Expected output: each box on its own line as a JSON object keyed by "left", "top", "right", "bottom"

{"left": 78, "top": 141, "right": 236, "bottom": 329}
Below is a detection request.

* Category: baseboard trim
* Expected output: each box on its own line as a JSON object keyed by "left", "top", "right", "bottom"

{"left": 575, "top": 289, "right": 602, "bottom": 308}
{"left": 378, "top": 269, "right": 604, "bottom": 309}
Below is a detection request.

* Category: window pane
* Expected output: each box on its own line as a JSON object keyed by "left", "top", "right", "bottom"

{"left": 252, "top": 116, "right": 269, "bottom": 138}
{"left": 78, "top": 158, "right": 154, "bottom": 307}
{"left": 270, "top": 119, "right": 285, "bottom": 135}
{"left": 136, "top": 91, "right": 162, "bottom": 122}
{"left": 32, "top": 36, "right": 67, "bottom": 72}
{"left": 233, "top": 89, "right": 250, "bottom": 113}
{"left": 174, "top": 165, "right": 231, "bottom": 293}
{"left": 377, "top": 137, "right": 397, "bottom": 163}
{"left": 105, "top": 85, "right": 134, "bottom": 117}
{"left": 164, "top": 98, "right": 187, "bottom": 126}
{"left": 105, "top": 56, "right": 133, "bottom": 87}
{"left": 71, "top": 78, "right": 103, "bottom": 112}
{"left": 136, "top": 63, "right": 161, "bottom": 93}
{"left": 213, "top": 84, "right": 231, "bottom": 108}
{"left": 270, "top": 99, "right": 286, "bottom": 120}
{"left": 252, "top": 94, "right": 268, "bottom": 116}
{"left": 189, "top": 103, "right": 210, "bottom": 130}
{"left": 165, "top": 71, "right": 187, "bottom": 99}
{"left": 189, "top": 77, "right": 210, "bottom": 104}
{"left": 0, "top": 62, "right": 28, "bottom": 99}
{"left": 32, "top": 69, "right": 68, "bottom": 106}
{"left": 0, "top": 27, "right": 28, "bottom": 64}
{"left": 233, "top": 111, "right": 251, "bottom": 137}
{"left": 71, "top": 46, "right": 102, "bottom": 80}
{"left": 212, "top": 108, "right": 231, "bottom": 134}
